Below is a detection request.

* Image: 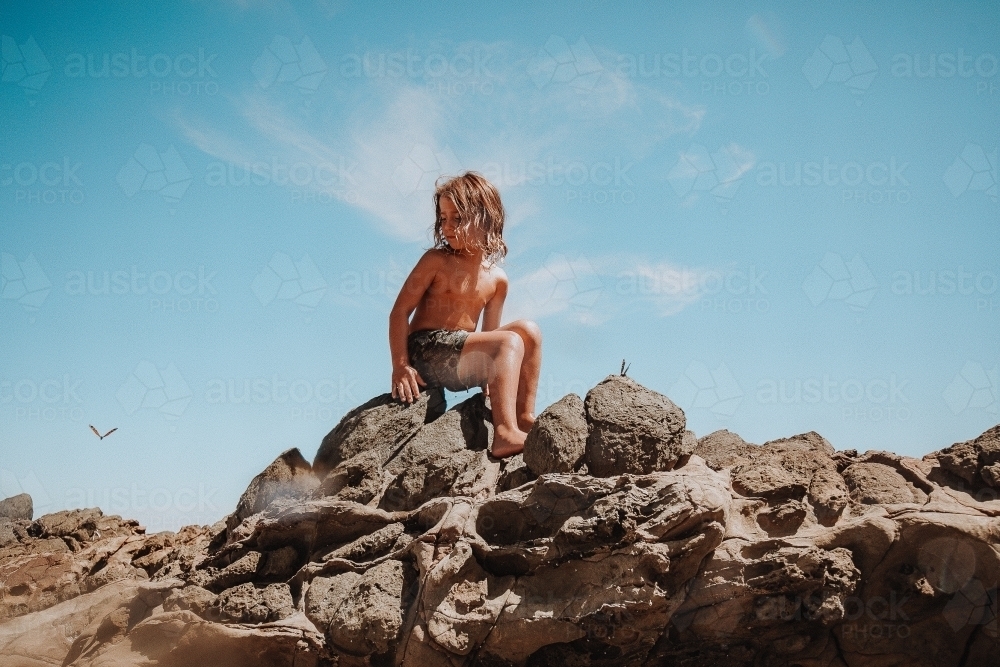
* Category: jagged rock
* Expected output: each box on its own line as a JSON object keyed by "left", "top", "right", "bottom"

{"left": 584, "top": 374, "right": 689, "bottom": 476}
{"left": 162, "top": 584, "right": 219, "bottom": 619}
{"left": 2, "top": 382, "right": 1000, "bottom": 667}
{"left": 694, "top": 429, "right": 756, "bottom": 470}
{"left": 0, "top": 509, "right": 148, "bottom": 621}
{"left": 0, "top": 494, "right": 32, "bottom": 522}
{"left": 217, "top": 581, "right": 293, "bottom": 623}
{"left": 523, "top": 393, "right": 588, "bottom": 474}
{"left": 327, "top": 559, "right": 415, "bottom": 657}
{"left": 931, "top": 424, "right": 1000, "bottom": 489}
{"left": 379, "top": 393, "right": 497, "bottom": 511}
{"left": 313, "top": 388, "right": 446, "bottom": 478}
{"left": 227, "top": 448, "right": 319, "bottom": 533}
{"left": 322, "top": 522, "right": 403, "bottom": 562}
{"left": 732, "top": 462, "right": 806, "bottom": 499}
{"left": 496, "top": 454, "right": 536, "bottom": 492}
{"left": 842, "top": 462, "right": 917, "bottom": 504}
{"left": 751, "top": 432, "right": 850, "bottom": 522}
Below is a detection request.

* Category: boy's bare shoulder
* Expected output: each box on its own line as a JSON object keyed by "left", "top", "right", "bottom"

{"left": 488, "top": 263, "right": 508, "bottom": 292}
{"left": 413, "top": 248, "right": 449, "bottom": 270}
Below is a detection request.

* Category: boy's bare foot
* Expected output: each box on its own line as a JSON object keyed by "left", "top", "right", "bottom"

{"left": 492, "top": 424, "right": 527, "bottom": 458}
{"left": 517, "top": 413, "right": 536, "bottom": 433}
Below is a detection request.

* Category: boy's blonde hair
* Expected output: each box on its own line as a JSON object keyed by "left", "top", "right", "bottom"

{"left": 432, "top": 172, "right": 507, "bottom": 266}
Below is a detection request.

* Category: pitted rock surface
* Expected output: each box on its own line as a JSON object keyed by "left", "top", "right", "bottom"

{"left": 1, "top": 375, "right": 998, "bottom": 667}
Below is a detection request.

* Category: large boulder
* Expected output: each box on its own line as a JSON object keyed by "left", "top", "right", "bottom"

{"left": 227, "top": 448, "right": 318, "bottom": 533}
{"left": 379, "top": 393, "right": 497, "bottom": 511}
{"left": 522, "top": 393, "right": 588, "bottom": 475}
{"left": 583, "top": 374, "right": 689, "bottom": 476}
{"left": 694, "top": 429, "right": 756, "bottom": 470}
{"left": 0, "top": 494, "right": 32, "bottom": 522}
{"left": 842, "top": 461, "right": 917, "bottom": 504}
{"left": 312, "top": 388, "right": 446, "bottom": 478}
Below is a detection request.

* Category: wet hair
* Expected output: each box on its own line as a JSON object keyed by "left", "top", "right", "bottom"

{"left": 432, "top": 171, "right": 507, "bottom": 266}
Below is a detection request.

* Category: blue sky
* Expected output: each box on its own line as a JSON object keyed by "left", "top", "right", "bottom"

{"left": 1, "top": 0, "right": 998, "bottom": 531}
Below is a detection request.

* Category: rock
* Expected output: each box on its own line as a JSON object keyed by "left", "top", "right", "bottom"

{"left": 326, "top": 559, "right": 414, "bottom": 658}
{"left": 304, "top": 571, "right": 362, "bottom": 632}
{"left": 584, "top": 374, "right": 689, "bottom": 476}
{"left": 227, "top": 448, "right": 319, "bottom": 533}
{"left": 322, "top": 522, "right": 403, "bottom": 562}
{"left": 496, "top": 454, "right": 536, "bottom": 492}
{"left": 753, "top": 432, "right": 849, "bottom": 521}
{"left": 694, "top": 429, "right": 756, "bottom": 470}
{"left": 731, "top": 462, "right": 805, "bottom": 499}
{"left": 313, "top": 388, "right": 446, "bottom": 478}
{"left": 2, "top": 383, "right": 1000, "bottom": 667}
{"left": 162, "top": 585, "right": 219, "bottom": 619}
{"left": 756, "top": 499, "right": 808, "bottom": 536}
{"left": 932, "top": 424, "right": 1000, "bottom": 489}
{"left": 523, "top": 393, "right": 588, "bottom": 474}
{"left": 842, "top": 462, "right": 916, "bottom": 504}
{"left": 379, "top": 393, "right": 497, "bottom": 511}
{"left": 0, "top": 509, "right": 148, "bottom": 621}
{"left": 0, "top": 494, "right": 32, "bottom": 522}
{"left": 218, "top": 582, "right": 270, "bottom": 623}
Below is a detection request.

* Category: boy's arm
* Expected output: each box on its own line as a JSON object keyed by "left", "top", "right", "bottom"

{"left": 480, "top": 269, "right": 508, "bottom": 332}
{"left": 389, "top": 251, "right": 439, "bottom": 403}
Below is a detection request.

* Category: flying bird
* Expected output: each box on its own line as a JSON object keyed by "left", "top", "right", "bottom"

{"left": 89, "top": 425, "right": 118, "bottom": 440}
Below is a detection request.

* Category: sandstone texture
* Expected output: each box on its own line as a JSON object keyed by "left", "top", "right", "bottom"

{"left": 1, "top": 377, "right": 998, "bottom": 666}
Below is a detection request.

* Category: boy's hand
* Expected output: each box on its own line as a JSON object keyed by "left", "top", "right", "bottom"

{"left": 392, "top": 365, "right": 426, "bottom": 404}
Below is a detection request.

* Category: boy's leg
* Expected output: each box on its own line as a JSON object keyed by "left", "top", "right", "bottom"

{"left": 457, "top": 330, "right": 527, "bottom": 457}
{"left": 495, "top": 320, "right": 542, "bottom": 432}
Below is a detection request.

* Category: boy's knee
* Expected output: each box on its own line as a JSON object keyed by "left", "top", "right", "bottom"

{"left": 521, "top": 320, "right": 542, "bottom": 345}
{"left": 498, "top": 331, "right": 524, "bottom": 355}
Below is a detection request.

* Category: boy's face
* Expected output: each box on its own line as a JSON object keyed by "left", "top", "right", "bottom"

{"left": 439, "top": 196, "right": 470, "bottom": 251}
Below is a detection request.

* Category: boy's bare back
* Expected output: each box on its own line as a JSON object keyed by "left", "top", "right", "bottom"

{"left": 404, "top": 248, "right": 508, "bottom": 334}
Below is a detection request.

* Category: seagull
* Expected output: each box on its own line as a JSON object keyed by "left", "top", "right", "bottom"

{"left": 89, "top": 425, "right": 118, "bottom": 440}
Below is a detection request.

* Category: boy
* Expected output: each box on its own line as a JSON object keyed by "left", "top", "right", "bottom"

{"left": 389, "top": 172, "right": 541, "bottom": 457}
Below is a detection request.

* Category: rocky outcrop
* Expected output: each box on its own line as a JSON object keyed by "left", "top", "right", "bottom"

{"left": 1, "top": 375, "right": 998, "bottom": 667}
{"left": 227, "top": 448, "right": 319, "bottom": 533}
{"left": 523, "top": 393, "right": 588, "bottom": 475}
{"left": 0, "top": 494, "right": 32, "bottom": 523}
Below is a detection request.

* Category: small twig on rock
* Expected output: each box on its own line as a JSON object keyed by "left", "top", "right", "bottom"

{"left": 620, "top": 359, "right": 630, "bottom": 376}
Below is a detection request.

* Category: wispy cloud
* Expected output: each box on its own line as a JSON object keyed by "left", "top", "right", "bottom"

{"left": 169, "top": 38, "right": 704, "bottom": 243}
{"left": 504, "top": 252, "right": 715, "bottom": 325}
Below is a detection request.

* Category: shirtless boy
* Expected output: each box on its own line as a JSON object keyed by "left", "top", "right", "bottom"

{"left": 388, "top": 172, "right": 542, "bottom": 457}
